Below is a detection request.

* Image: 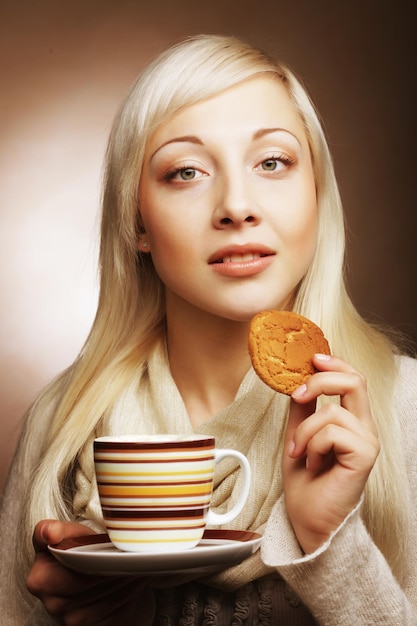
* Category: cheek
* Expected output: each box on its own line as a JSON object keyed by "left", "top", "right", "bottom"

{"left": 140, "top": 193, "right": 175, "bottom": 250}
{"left": 149, "top": 227, "right": 183, "bottom": 267}
{"left": 295, "top": 200, "right": 317, "bottom": 253}
{"left": 280, "top": 181, "right": 318, "bottom": 257}
{"left": 144, "top": 217, "right": 194, "bottom": 285}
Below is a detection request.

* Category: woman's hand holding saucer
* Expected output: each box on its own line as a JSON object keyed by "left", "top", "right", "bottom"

{"left": 27, "top": 520, "right": 149, "bottom": 626}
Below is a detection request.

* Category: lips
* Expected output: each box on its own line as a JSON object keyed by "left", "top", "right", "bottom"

{"left": 208, "top": 244, "right": 275, "bottom": 277}
{"left": 208, "top": 244, "right": 275, "bottom": 265}
{"left": 213, "top": 252, "right": 264, "bottom": 264}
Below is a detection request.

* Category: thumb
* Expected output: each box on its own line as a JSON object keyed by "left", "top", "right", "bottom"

{"left": 32, "top": 519, "right": 96, "bottom": 553}
{"left": 285, "top": 397, "right": 316, "bottom": 447}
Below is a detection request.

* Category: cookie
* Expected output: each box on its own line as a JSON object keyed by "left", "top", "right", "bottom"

{"left": 248, "top": 310, "right": 331, "bottom": 395}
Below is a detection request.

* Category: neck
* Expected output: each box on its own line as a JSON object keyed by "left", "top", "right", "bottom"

{"left": 166, "top": 309, "right": 252, "bottom": 428}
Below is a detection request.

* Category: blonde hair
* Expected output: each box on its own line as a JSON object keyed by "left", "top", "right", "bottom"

{"left": 18, "top": 34, "right": 410, "bottom": 582}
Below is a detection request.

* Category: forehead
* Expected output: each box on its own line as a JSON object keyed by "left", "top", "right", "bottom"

{"left": 146, "top": 74, "right": 308, "bottom": 151}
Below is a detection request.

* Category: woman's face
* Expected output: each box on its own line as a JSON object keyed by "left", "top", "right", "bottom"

{"left": 139, "top": 74, "right": 317, "bottom": 323}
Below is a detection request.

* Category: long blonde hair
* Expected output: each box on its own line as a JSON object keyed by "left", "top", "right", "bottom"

{"left": 19, "top": 34, "right": 410, "bottom": 582}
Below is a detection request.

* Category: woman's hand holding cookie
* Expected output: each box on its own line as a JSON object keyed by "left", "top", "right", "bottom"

{"left": 282, "top": 353, "right": 380, "bottom": 554}
{"left": 249, "top": 310, "right": 380, "bottom": 553}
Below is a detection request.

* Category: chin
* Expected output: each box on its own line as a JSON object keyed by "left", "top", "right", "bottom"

{"left": 217, "top": 301, "right": 291, "bottom": 323}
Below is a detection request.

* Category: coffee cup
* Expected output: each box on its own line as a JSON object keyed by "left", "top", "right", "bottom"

{"left": 94, "top": 435, "right": 251, "bottom": 552}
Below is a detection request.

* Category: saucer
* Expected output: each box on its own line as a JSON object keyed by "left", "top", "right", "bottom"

{"left": 48, "top": 529, "right": 263, "bottom": 576}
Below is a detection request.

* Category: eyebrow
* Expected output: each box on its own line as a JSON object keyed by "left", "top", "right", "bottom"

{"left": 150, "top": 135, "right": 204, "bottom": 160}
{"left": 253, "top": 127, "right": 301, "bottom": 145}
{"left": 150, "top": 127, "right": 301, "bottom": 160}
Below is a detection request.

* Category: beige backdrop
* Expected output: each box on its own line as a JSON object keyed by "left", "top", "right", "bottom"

{"left": 1, "top": 0, "right": 416, "bottom": 493}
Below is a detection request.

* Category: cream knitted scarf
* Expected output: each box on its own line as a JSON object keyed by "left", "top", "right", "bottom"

{"left": 74, "top": 342, "right": 289, "bottom": 590}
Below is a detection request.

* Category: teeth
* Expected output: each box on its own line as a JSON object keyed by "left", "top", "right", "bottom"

{"left": 222, "top": 253, "right": 261, "bottom": 263}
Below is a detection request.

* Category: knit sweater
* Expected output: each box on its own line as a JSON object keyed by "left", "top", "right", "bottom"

{"left": 1, "top": 354, "right": 416, "bottom": 625}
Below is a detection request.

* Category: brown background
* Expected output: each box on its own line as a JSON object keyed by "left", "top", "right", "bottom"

{"left": 1, "top": 0, "right": 416, "bottom": 493}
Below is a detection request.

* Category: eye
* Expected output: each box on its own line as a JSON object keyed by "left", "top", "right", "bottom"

{"left": 179, "top": 167, "right": 197, "bottom": 180}
{"left": 261, "top": 158, "right": 280, "bottom": 171}
{"left": 164, "top": 165, "right": 205, "bottom": 182}
{"left": 255, "top": 154, "right": 294, "bottom": 173}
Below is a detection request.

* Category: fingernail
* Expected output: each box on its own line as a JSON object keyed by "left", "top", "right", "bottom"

{"left": 288, "top": 440, "right": 296, "bottom": 456}
{"left": 314, "top": 353, "right": 331, "bottom": 361}
{"left": 41, "top": 521, "right": 56, "bottom": 542}
{"left": 292, "top": 384, "right": 307, "bottom": 399}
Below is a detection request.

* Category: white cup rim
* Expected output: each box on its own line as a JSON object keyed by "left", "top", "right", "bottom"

{"left": 94, "top": 434, "right": 215, "bottom": 447}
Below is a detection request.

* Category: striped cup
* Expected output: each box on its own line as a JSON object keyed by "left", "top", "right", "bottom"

{"left": 94, "top": 435, "right": 251, "bottom": 552}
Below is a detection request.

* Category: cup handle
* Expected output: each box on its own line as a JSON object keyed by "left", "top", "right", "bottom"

{"left": 206, "top": 449, "right": 251, "bottom": 526}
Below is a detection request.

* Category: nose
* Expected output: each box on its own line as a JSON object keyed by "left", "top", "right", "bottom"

{"left": 212, "top": 170, "right": 260, "bottom": 229}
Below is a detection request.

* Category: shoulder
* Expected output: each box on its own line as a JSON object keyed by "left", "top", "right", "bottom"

{"left": 14, "top": 367, "right": 75, "bottom": 464}
{"left": 394, "top": 354, "right": 417, "bottom": 401}
{"left": 394, "top": 354, "right": 417, "bottom": 441}
{"left": 27, "top": 367, "right": 73, "bottom": 424}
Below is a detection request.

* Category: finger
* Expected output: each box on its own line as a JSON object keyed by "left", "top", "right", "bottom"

{"left": 38, "top": 576, "right": 146, "bottom": 621}
{"left": 292, "top": 358, "right": 372, "bottom": 428}
{"left": 59, "top": 578, "right": 148, "bottom": 626}
{"left": 285, "top": 397, "right": 317, "bottom": 448}
{"left": 312, "top": 354, "right": 370, "bottom": 414}
{"left": 312, "top": 353, "right": 359, "bottom": 374}
{"left": 33, "top": 519, "right": 97, "bottom": 553}
{"left": 27, "top": 551, "right": 103, "bottom": 599}
{"left": 304, "top": 423, "right": 379, "bottom": 474}
{"left": 291, "top": 403, "right": 376, "bottom": 458}
{"left": 292, "top": 370, "right": 368, "bottom": 407}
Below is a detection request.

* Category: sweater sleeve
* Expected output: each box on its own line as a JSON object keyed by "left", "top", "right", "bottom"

{"left": 0, "top": 370, "right": 158, "bottom": 626}
{"left": 261, "top": 496, "right": 416, "bottom": 625}
{"left": 0, "top": 434, "right": 56, "bottom": 625}
{"left": 261, "top": 354, "right": 417, "bottom": 625}
{"left": 0, "top": 375, "right": 71, "bottom": 625}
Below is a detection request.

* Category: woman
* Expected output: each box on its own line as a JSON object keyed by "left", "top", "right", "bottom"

{"left": 1, "top": 34, "right": 416, "bottom": 625}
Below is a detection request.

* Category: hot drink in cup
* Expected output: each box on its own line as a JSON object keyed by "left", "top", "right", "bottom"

{"left": 94, "top": 435, "right": 251, "bottom": 553}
